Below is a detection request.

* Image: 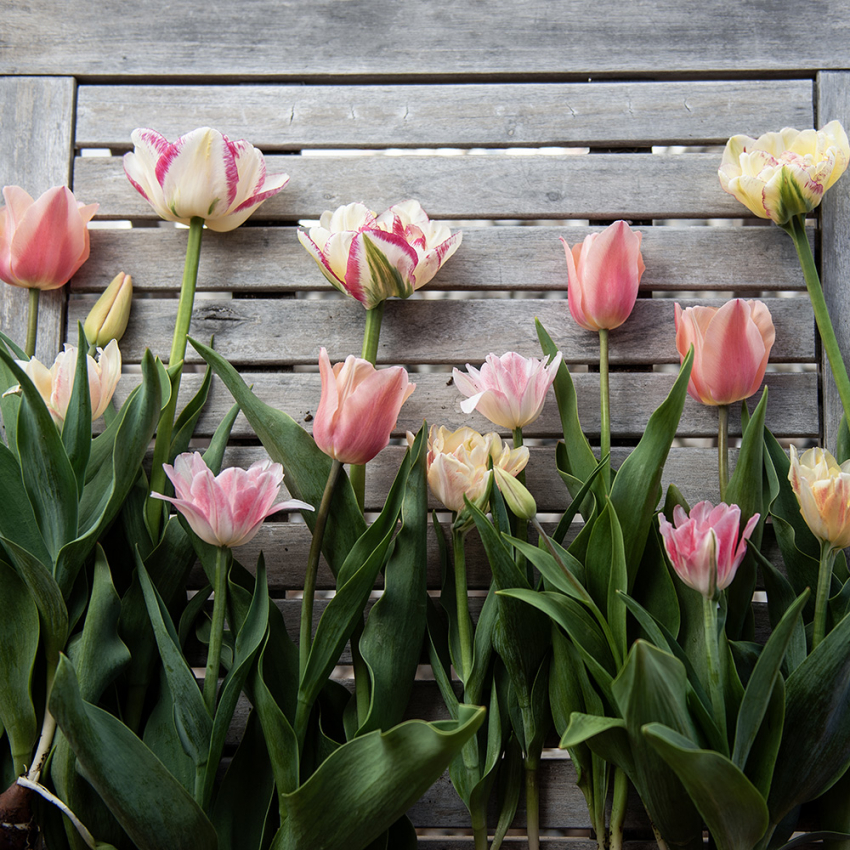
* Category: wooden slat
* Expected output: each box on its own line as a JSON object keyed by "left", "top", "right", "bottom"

{"left": 818, "top": 72, "right": 850, "bottom": 452}
{"left": 1, "top": 0, "right": 847, "bottom": 77}
{"left": 71, "top": 224, "right": 809, "bottom": 294}
{"left": 112, "top": 370, "right": 817, "bottom": 442}
{"left": 0, "top": 77, "right": 75, "bottom": 361}
{"left": 75, "top": 81, "right": 814, "bottom": 150}
{"left": 69, "top": 296, "right": 814, "bottom": 367}
{"left": 74, "top": 153, "right": 750, "bottom": 221}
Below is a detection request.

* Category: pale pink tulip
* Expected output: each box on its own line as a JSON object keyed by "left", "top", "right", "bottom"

{"left": 0, "top": 186, "right": 98, "bottom": 290}
{"left": 313, "top": 348, "right": 415, "bottom": 465}
{"left": 152, "top": 452, "right": 312, "bottom": 548}
{"left": 788, "top": 446, "right": 850, "bottom": 551}
{"left": 562, "top": 220, "right": 645, "bottom": 331}
{"left": 425, "top": 425, "right": 529, "bottom": 514}
{"left": 298, "top": 200, "right": 461, "bottom": 309}
{"left": 675, "top": 299, "right": 775, "bottom": 406}
{"left": 453, "top": 351, "right": 562, "bottom": 430}
{"left": 15, "top": 340, "right": 122, "bottom": 428}
{"left": 659, "top": 501, "right": 759, "bottom": 599}
{"left": 124, "top": 128, "right": 289, "bottom": 232}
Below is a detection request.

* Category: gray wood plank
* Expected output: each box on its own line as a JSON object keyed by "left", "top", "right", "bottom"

{"left": 2, "top": 0, "right": 848, "bottom": 77}
{"left": 72, "top": 224, "right": 808, "bottom": 294}
{"left": 75, "top": 81, "right": 814, "bottom": 150}
{"left": 68, "top": 296, "right": 814, "bottom": 367}
{"left": 0, "top": 77, "right": 75, "bottom": 361}
{"left": 111, "top": 370, "right": 817, "bottom": 441}
{"left": 818, "top": 72, "right": 850, "bottom": 452}
{"left": 74, "top": 153, "right": 750, "bottom": 221}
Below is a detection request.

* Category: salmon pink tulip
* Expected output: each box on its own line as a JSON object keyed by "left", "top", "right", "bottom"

{"left": 0, "top": 186, "right": 98, "bottom": 290}
{"left": 123, "top": 127, "right": 289, "bottom": 232}
{"left": 719, "top": 121, "right": 849, "bottom": 225}
{"left": 453, "top": 351, "right": 562, "bottom": 430}
{"left": 314, "top": 348, "right": 415, "bottom": 465}
{"left": 298, "top": 200, "right": 462, "bottom": 310}
{"left": 675, "top": 299, "right": 775, "bottom": 406}
{"left": 152, "top": 452, "right": 312, "bottom": 548}
{"left": 659, "top": 501, "right": 759, "bottom": 599}
{"left": 788, "top": 446, "right": 850, "bottom": 552}
{"left": 15, "top": 340, "right": 122, "bottom": 428}
{"left": 562, "top": 220, "right": 645, "bottom": 331}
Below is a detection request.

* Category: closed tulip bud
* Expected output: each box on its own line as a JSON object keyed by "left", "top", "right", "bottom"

{"left": 84, "top": 272, "right": 133, "bottom": 347}
{"left": 788, "top": 446, "right": 850, "bottom": 552}
{"left": 494, "top": 466, "right": 537, "bottom": 521}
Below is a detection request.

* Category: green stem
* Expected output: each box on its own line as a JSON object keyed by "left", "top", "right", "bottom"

{"left": 783, "top": 213, "right": 850, "bottom": 427}
{"left": 300, "top": 459, "right": 343, "bottom": 677}
{"left": 146, "top": 216, "right": 204, "bottom": 539}
{"left": 609, "top": 767, "right": 628, "bottom": 850}
{"left": 813, "top": 540, "right": 836, "bottom": 650}
{"left": 526, "top": 763, "right": 540, "bottom": 850}
{"left": 349, "top": 302, "right": 386, "bottom": 512}
{"left": 25, "top": 288, "right": 40, "bottom": 358}
{"left": 718, "top": 404, "right": 729, "bottom": 502}
{"left": 703, "top": 594, "right": 728, "bottom": 753}
{"left": 203, "top": 546, "right": 229, "bottom": 715}
{"left": 470, "top": 803, "right": 489, "bottom": 850}
{"left": 26, "top": 661, "right": 57, "bottom": 781}
{"left": 452, "top": 526, "right": 474, "bottom": 683}
{"left": 599, "top": 328, "right": 611, "bottom": 490}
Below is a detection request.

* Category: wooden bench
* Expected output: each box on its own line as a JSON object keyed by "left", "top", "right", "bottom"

{"left": 2, "top": 2, "right": 848, "bottom": 846}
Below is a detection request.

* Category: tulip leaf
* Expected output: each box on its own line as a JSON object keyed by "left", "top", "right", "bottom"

{"left": 170, "top": 361, "right": 214, "bottom": 459}
{"left": 49, "top": 655, "right": 218, "bottom": 850}
{"left": 0, "top": 558, "right": 39, "bottom": 774}
{"left": 560, "top": 713, "right": 635, "bottom": 776}
{"left": 507, "top": 535, "right": 588, "bottom": 604}
{"left": 0, "top": 441, "right": 51, "bottom": 566}
{"left": 0, "top": 333, "right": 23, "bottom": 457}
{"left": 190, "top": 336, "right": 365, "bottom": 576}
{"left": 272, "top": 706, "right": 485, "bottom": 850}
{"left": 643, "top": 723, "right": 769, "bottom": 850}
{"left": 610, "top": 346, "right": 693, "bottom": 588}
{"left": 61, "top": 324, "right": 93, "bottom": 499}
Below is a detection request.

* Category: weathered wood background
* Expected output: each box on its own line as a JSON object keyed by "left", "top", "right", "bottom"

{"left": 1, "top": 1, "right": 848, "bottom": 845}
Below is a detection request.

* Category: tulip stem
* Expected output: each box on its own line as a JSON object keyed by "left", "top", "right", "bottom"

{"left": 203, "top": 546, "right": 230, "bottom": 715}
{"left": 301, "top": 459, "right": 343, "bottom": 678}
{"left": 813, "top": 540, "right": 837, "bottom": 650}
{"left": 526, "top": 762, "right": 540, "bottom": 850}
{"left": 609, "top": 766, "right": 628, "bottom": 850}
{"left": 25, "top": 288, "right": 39, "bottom": 358}
{"left": 26, "top": 660, "right": 57, "bottom": 782}
{"left": 703, "top": 594, "right": 728, "bottom": 753}
{"left": 598, "top": 328, "right": 611, "bottom": 490}
{"left": 452, "top": 527, "right": 474, "bottom": 683}
{"left": 147, "top": 216, "right": 205, "bottom": 539}
{"left": 783, "top": 214, "right": 850, "bottom": 429}
{"left": 717, "top": 404, "right": 729, "bottom": 501}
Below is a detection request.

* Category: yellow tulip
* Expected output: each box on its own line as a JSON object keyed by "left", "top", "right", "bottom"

{"left": 84, "top": 272, "right": 133, "bottom": 347}
{"left": 788, "top": 446, "right": 850, "bottom": 551}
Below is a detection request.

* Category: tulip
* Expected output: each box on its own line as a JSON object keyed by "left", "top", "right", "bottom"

{"left": 561, "top": 220, "right": 645, "bottom": 332}
{"left": 719, "top": 121, "right": 849, "bottom": 225}
{"left": 788, "top": 446, "right": 850, "bottom": 552}
{"left": 298, "top": 200, "right": 462, "bottom": 310}
{"left": 675, "top": 299, "right": 775, "bottom": 407}
{"left": 84, "top": 272, "right": 133, "bottom": 347}
{"left": 15, "top": 340, "right": 122, "bottom": 428}
{"left": 453, "top": 351, "right": 562, "bottom": 431}
{"left": 313, "top": 348, "right": 415, "bottom": 465}
{"left": 425, "top": 425, "right": 529, "bottom": 514}
{"left": 659, "top": 501, "right": 759, "bottom": 600}
{"left": 151, "top": 452, "right": 312, "bottom": 549}
{"left": 0, "top": 185, "right": 98, "bottom": 290}
{"left": 494, "top": 465, "right": 537, "bottom": 521}
{"left": 123, "top": 127, "right": 289, "bottom": 232}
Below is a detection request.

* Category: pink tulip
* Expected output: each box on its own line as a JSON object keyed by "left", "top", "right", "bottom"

{"left": 453, "top": 351, "right": 562, "bottom": 430}
{"left": 675, "top": 299, "right": 775, "bottom": 406}
{"left": 0, "top": 186, "right": 98, "bottom": 290}
{"left": 151, "top": 452, "right": 312, "bottom": 548}
{"left": 123, "top": 127, "right": 289, "bottom": 232}
{"left": 659, "top": 501, "right": 759, "bottom": 599}
{"left": 562, "top": 220, "right": 645, "bottom": 331}
{"left": 313, "top": 348, "right": 415, "bottom": 465}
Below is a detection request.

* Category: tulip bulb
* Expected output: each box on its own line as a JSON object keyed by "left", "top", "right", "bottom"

{"left": 84, "top": 272, "right": 133, "bottom": 347}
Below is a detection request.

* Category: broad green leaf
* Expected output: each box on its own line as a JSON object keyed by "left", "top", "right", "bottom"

{"left": 644, "top": 723, "right": 769, "bottom": 850}
{"left": 560, "top": 713, "right": 635, "bottom": 776}
{"left": 171, "top": 362, "right": 214, "bottom": 459}
{"left": 508, "top": 535, "right": 588, "bottom": 603}
{"left": 633, "top": 519, "right": 681, "bottom": 638}
{"left": 190, "top": 337, "right": 365, "bottom": 575}
{"left": 492, "top": 735, "right": 523, "bottom": 850}
{"left": 552, "top": 451, "right": 607, "bottom": 543}
{"left": 0, "top": 442, "right": 50, "bottom": 565}
{"left": 0, "top": 334, "right": 23, "bottom": 457}
{"left": 61, "top": 324, "right": 92, "bottom": 498}
{"left": 142, "top": 671, "right": 196, "bottom": 794}
{"left": 743, "top": 675, "right": 784, "bottom": 800}
{"left": 49, "top": 656, "right": 217, "bottom": 850}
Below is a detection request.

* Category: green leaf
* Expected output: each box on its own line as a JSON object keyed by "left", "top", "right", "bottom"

{"left": 560, "top": 713, "right": 635, "bottom": 776}
{"left": 171, "top": 362, "right": 214, "bottom": 458}
{"left": 61, "top": 324, "right": 93, "bottom": 498}
{"left": 0, "top": 333, "right": 23, "bottom": 456}
{"left": 644, "top": 722, "right": 769, "bottom": 850}
{"left": 49, "top": 656, "right": 218, "bottom": 850}
{"left": 272, "top": 706, "right": 485, "bottom": 850}
{"left": 0, "top": 441, "right": 51, "bottom": 570}
{"left": 743, "top": 675, "right": 784, "bottom": 800}
{"left": 491, "top": 735, "right": 523, "bottom": 850}
{"left": 509, "top": 535, "right": 588, "bottom": 602}
{"left": 189, "top": 337, "right": 365, "bottom": 576}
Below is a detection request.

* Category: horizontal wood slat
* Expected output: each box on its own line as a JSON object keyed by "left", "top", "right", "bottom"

{"left": 112, "top": 370, "right": 817, "bottom": 442}
{"left": 74, "top": 153, "right": 750, "bottom": 221}
{"left": 2, "top": 0, "right": 847, "bottom": 78}
{"left": 69, "top": 296, "right": 813, "bottom": 367}
{"left": 71, "top": 223, "right": 809, "bottom": 294}
{"left": 75, "top": 81, "right": 814, "bottom": 150}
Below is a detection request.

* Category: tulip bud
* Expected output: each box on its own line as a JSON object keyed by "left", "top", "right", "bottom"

{"left": 494, "top": 466, "right": 537, "bottom": 520}
{"left": 84, "top": 272, "right": 133, "bottom": 347}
